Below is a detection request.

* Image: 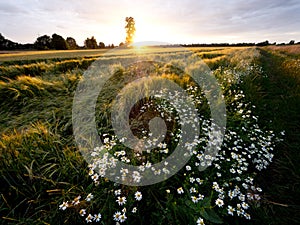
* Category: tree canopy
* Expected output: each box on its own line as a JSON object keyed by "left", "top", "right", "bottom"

{"left": 125, "top": 17, "right": 136, "bottom": 45}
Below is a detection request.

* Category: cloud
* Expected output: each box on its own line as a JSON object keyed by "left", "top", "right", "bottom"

{"left": 0, "top": 0, "right": 299, "bottom": 44}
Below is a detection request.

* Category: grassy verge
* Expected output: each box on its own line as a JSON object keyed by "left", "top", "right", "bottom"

{"left": 240, "top": 48, "right": 300, "bottom": 225}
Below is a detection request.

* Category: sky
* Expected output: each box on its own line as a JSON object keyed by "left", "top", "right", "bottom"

{"left": 1, "top": 0, "right": 300, "bottom": 46}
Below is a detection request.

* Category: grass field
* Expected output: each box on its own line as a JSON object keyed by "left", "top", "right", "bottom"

{"left": 0, "top": 46, "right": 299, "bottom": 225}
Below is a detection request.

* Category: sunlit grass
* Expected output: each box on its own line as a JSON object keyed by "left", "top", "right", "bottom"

{"left": 0, "top": 46, "right": 299, "bottom": 225}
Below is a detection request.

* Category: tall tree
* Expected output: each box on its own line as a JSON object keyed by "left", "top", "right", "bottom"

{"left": 34, "top": 35, "right": 52, "bottom": 50}
{"left": 84, "top": 36, "right": 98, "bottom": 49}
{"left": 51, "top": 33, "right": 68, "bottom": 50}
{"left": 0, "top": 33, "right": 19, "bottom": 50}
{"left": 66, "top": 37, "right": 78, "bottom": 49}
{"left": 125, "top": 17, "right": 136, "bottom": 45}
{"left": 98, "top": 42, "right": 105, "bottom": 49}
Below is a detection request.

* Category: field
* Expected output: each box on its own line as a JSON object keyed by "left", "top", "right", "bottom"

{"left": 0, "top": 46, "right": 299, "bottom": 225}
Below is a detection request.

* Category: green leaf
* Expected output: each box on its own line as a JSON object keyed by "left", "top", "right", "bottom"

{"left": 199, "top": 197, "right": 211, "bottom": 207}
{"left": 200, "top": 208, "right": 223, "bottom": 224}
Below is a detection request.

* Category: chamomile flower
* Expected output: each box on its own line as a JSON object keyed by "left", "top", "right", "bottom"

{"left": 85, "top": 193, "right": 94, "bottom": 202}
{"left": 119, "top": 214, "right": 127, "bottom": 223}
{"left": 196, "top": 217, "right": 205, "bottom": 225}
{"left": 79, "top": 209, "right": 86, "bottom": 217}
{"left": 132, "top": 207, "right": 137, "bottom": 213}
{"left": 227, "top": 205, "right": 235, "bottom": 216}
{"left": 116, "top": 196, "right": 127, "bottom": 206}
{"left": 86, "top": 214, "right": 93, "bottom": 223}
{"left": 215, "top": 198, "right": 224, "bottom": 207}
{"left": 134, "top": 191, "right": 142, "bottom": 201}
{"left": 93, "top": 213, "right": 101, "bottom": 222}
{"left": 113, "top": 211, "right": 121, "bottom": 221}
{"left": 177, "top": 187, "right": 184, "bottom": 194}
{"left": 59, "top": 201, "right": 69, "bottom": 210}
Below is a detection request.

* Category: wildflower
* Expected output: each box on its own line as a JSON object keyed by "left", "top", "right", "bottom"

{"left": 244, "top": 213, "right": 251, "bottom": 220}
{"left": 86, "top": 214, "right": 93, "bottom": 223}
{"left": 241, "top": 202, "right": 249, "bottom": 209}
{"left": 72, "top": 195, "right": 81, "bottom": 205}
{"left": 190, "top": 187, "right": 197, "bottom": 193}
{"left": 132, "top": 207, "right": 137, "bottom": 213}
{"left": 116, "top": 196, "right": 127, "bottom": 206}
{"left": 79, "top": 209, "right": 86, "bottom": 216}
{"left": 186, "top": 165, "right": 191, "bottom": 171}
{"left": 177, "top": 187, "right": 184, "bottom": 194}
{"left": 93, "top": 213, "right": 101, "bottom": 222}
{"left": 135, "top": 191, "right": 142, "bottom": 201}
{"left": 114, "top": 189, "right": 121, "bottom": 196}
{"left": 215, "top": 199, "right": 224, "bottom": 207}
{"left": 191, "top": 196, "right": 199, "bottom": 203}
{"left": 119, "top": 214, "right": 127, "bottom": 223}
{"left": 196, "top": 217, "right": 205, "bottom": 225}
{"left": 113, "top": 211, "right": 121, "bottom": 221}
{"left": 227, "top": 205, "right": 235, "bottom": 216}
{"left": 59, "top": 201, "right": 69, "bottom": 210}
{"left": 86, "top": 193, "right": 94, "bottom": 202}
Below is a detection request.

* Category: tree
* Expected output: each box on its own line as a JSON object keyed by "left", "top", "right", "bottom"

{"left": 34, "top": 35, "right": 52, "bottom": 50}
{"left": 66, "top": 37, "right": 78, "bottom": 49}
{"left": 289, "top": 40, "right": 295, "bottom": 45}
{"left": 256, "top": 40, "right": 269, "bottom": 46}
{"left": 84, "top": 36, "right": 98, "bottom": 49}
{"left": 0, "top": 33, "right": 19, "bottom": 50}
{"left": 51, "top": 33, "right": 68, "bottom": 50}
{"left": 119, "top": 42, "right": 125, "bottom": 47}
{"left": 125, "top": 17, "right": 136, "bottom": 45}
{"left": 98, "top": 42, "right": 105, "bottom": 49}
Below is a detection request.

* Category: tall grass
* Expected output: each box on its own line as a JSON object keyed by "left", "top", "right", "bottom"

{"left": 0, "top": 47, "right": 299, "bottom": 224}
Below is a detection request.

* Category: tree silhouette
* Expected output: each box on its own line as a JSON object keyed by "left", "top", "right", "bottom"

{"left": 51, "top": 33, "right": 68, "bottom": 50}
{"left": 66, "top": 37, "right": 78, "bottom": 49}
{"left": 34, "top": 35, "right": 52, "bottom": 50}
{"left": 98, "top": 42, "right": 105, "bottom": 48}
{"left": 84, "top": 36, "right": 98, "bottom": 49}
{"left": 125, "top": 17, "right": 136, "bottom": 45}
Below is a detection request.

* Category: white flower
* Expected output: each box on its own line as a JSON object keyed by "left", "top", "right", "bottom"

{"left": 79, "top": 209, "right": 86, "bottom": 216}
{"left": 93, "top": 213, "right": 101, "bottom": 222}
{"left": 177, "top": 187, "right": 184, "bottom": 194}
{"left": 190, "top": 187, "right": 197, "bottom": 193}
{"left": 191, "top": 196, "right": 199, "bottom": 203}
{"left": 215, "top": 198, "right": 224, "bottom": 207}
{"left": 244, "top": 213, "right": 251, "bottom": 220}
{"left": 116, "top": 196, "right": 127, "bottom": 206}
{"left": 113, "top": 211, "right": 121, "bottom": 221}
{"left": 114, "top": 189, "right": 121, "bottom": 196}
{"left": 135, "top": 191, "right": 142, "bottom": 201}
{"left": 132, "top": 207, "right": 137, "bottom": 213}
{"left": 196, "top": 217, "right": 205, "bottom": 225}
{"left": 189, "top": 177, "right": 195, "bottom": 183}
{"left": 186, "top": 165, "right": 191, "bottom": 171}
{"left": 119, "top": 214, "right": 127, "bottom": 223}
{"left": 227, "top": 205, "right": 235, "bottom": 216}
{"left": 86, "top": 193, "right": 94, "bottom": 202}
{"left": 72, "top": 195, "right": 81, "bottom": 205}
{"left": 59, "top": 201, "right": 68, "bottom": 210}
{"left": 86, "top": 214, "right": 93, "bottom": 223}
{"left": 241, "top": 202, "right": 249, "bottom": 209}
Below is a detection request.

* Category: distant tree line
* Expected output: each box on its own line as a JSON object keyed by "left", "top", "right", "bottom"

{"left": 181, "top": 40, "right": 299, "bottom": 47}
{"left": 0, "top": 33, "right": 299, "bottom": 51}
{"left": 0, "top": 33, "right": 118, "bottom": 50}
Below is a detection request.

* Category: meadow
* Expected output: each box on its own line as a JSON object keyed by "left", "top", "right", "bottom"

{"left": 0, "top": 45, "right": 299, "bottom": 225}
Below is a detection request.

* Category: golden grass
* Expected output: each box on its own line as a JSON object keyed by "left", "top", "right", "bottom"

{"left": 266, "top": 45, "right": 300, "bottom": 55}
{"left": 0, "top": 46, "right": 251, "bottom": 62}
